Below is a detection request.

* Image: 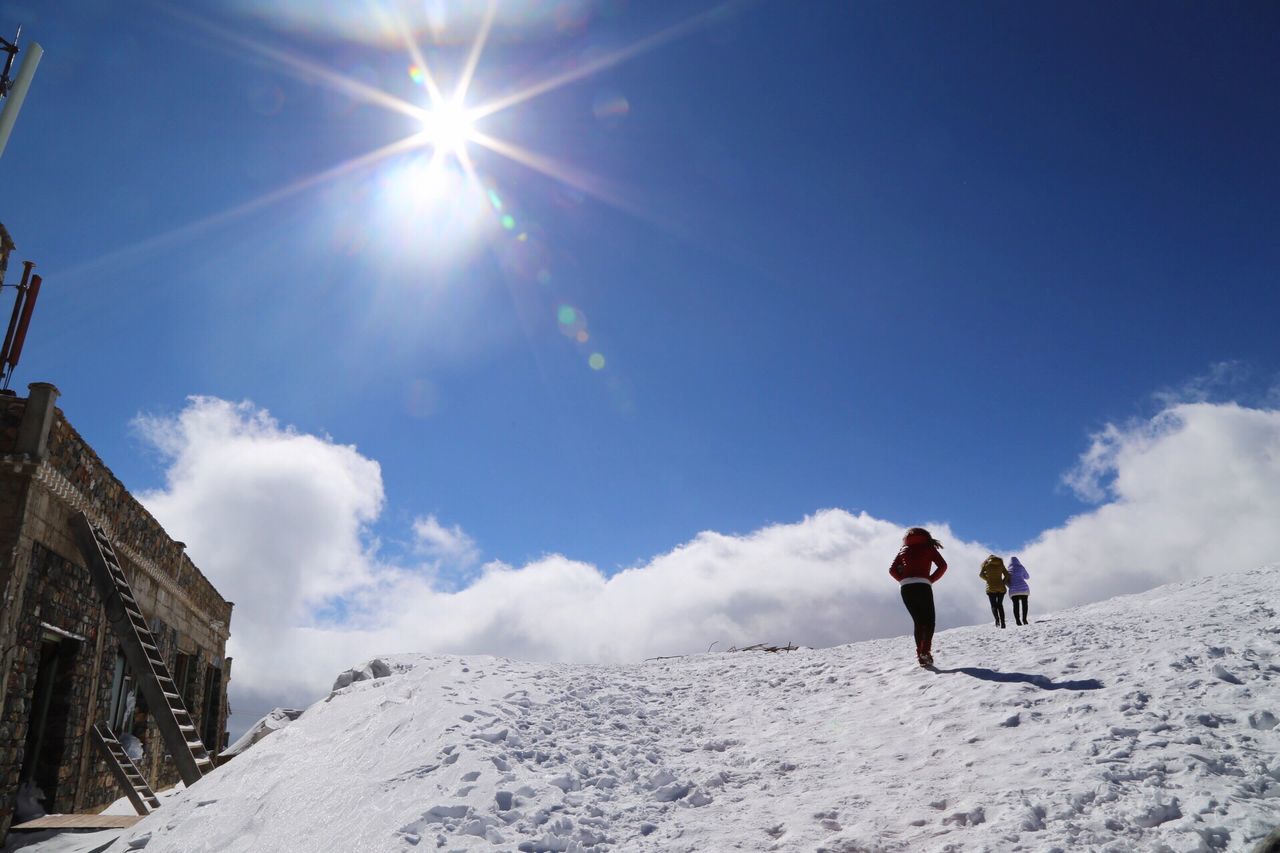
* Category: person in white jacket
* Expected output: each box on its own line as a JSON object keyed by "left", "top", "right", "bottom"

{"left": 1007, "top": 557, "right": 1031, "bottom": 625}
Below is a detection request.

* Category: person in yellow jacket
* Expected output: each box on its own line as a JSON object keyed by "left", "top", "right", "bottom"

{"left": 979, "top": 555, "right": 1010, "bottom": 628}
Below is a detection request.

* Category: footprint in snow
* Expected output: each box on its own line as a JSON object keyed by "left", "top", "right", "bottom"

{"left": 1211, "top": 664, "right": 1243, "bottom": 684}
{"left": 1248, "top": 710, "right": 1278, "bottom": 730}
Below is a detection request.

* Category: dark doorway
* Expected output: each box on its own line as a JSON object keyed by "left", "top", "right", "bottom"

{"left": 19, "top": 634, "right": 80, "bottom": 809}
{"left": 201, "top": 664, "right": 223, "bottom": 751}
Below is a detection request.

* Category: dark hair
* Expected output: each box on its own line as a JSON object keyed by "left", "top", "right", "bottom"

{"left": 904, "top": 527, "right": 943, "bottom": 549}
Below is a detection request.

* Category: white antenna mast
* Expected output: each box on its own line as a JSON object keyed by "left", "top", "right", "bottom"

{"left": 0, "top": 27, "right": 43, "bottom": 159}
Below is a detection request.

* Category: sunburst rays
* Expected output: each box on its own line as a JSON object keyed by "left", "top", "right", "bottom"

{"left": 192, "top": 0, "right": 733, "bottom": 216}
{"left": 61, "top": 1, "right": 732, "bottom": 283}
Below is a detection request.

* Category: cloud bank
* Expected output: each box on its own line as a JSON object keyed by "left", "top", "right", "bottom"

{"left": 136, "top": 397, "right": 1280, "bottom": 734}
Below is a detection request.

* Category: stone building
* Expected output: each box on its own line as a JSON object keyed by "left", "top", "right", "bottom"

{"left": 0, "top": 383, "right": 233, "bottom": 840}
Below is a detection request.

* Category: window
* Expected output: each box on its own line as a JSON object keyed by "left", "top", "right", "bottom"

{"left": 173, "top": 652, "right": 197, "bottom": 708}
{"left": 107, "top": 649, "right": 134, "bottom": 735}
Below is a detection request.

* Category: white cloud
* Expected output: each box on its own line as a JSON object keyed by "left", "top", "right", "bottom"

{"left": 1027, "top": 401, "right": 1280, "bottom": 610}
{"left": 134, "top": 396, "right": 1280, "bottom": 737}
{"left": 1151, "top": 360, "right": 1251, "bottom": 408}
{"left": 136, "top": 398, "right": 385, "bottom": 719}
{"left": 412, "top": 514, "right": 479, "bottom": 568}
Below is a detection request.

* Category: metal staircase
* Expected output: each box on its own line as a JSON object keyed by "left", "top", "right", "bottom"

{"left": 71, "top": 512, "right": 212, "bottom": 788}
{"left": 91, "top": 723, "right": 161, "bottom": 816}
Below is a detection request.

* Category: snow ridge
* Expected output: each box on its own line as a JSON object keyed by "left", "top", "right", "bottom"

{"left": 110, "top": 567, "right": 1279, "bottom": 852}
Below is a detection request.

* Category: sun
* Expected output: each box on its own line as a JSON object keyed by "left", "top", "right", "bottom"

{"left": 418, "top": 100, "right": 475, "bottom": 157}
{"left": 157, "top": 2, "right": 730, "bottom": 232}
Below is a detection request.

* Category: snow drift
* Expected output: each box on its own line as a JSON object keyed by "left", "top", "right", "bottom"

{"left": 100, "top": 566, "right": 1278, "bottom": 852}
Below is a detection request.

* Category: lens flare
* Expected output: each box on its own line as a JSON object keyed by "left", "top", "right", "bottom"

{"left": 588, "top": 353, "right": 606, "bottom": 370}
{"left": 592, "top": 91, "right": 630, "bottom": 124}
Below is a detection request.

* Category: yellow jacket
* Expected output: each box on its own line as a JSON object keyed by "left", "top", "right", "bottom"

{"left": 979, "top": 556, "right": 1010, "bottom": 593}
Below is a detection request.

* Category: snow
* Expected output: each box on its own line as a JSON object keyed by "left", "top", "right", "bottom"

{"left": 13, "top": 567, "right": 1280, "bottom": 852}
{"left": 219, "top": 709, "right": 302, "bottom": 759}
{"left": 13, "top": 784, "right": 45, "bottom": 824}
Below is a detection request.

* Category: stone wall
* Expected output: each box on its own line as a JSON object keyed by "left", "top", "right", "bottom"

{"left": 5, "top": 544, "right": 104, "bottom": 812}
{"left": 0, "top": 387, "right": 234, "bottom": 839}
{"left": 0, "top": 396, "right": 25, "bottom": 453}
{"left": 42, "top": 408, "right": 232, "bottom": 635}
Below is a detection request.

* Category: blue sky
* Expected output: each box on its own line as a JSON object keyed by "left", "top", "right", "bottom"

{"left": 4, "top": 0, "right": 1279, "bottom": 579}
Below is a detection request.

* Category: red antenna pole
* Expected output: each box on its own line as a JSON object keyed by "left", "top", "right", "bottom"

{"left": 0, "top": 262, "right": 39, "bottom": 391}
{"left": 7, "top": 272, "right": 40, "bottom": 371}
{"left": 0, "top": 259, "right": 31, "bottom": 378}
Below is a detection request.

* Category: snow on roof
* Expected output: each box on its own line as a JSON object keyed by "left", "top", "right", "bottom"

{"left": 85, "top": 567, "right": 1280, "bottom": 850}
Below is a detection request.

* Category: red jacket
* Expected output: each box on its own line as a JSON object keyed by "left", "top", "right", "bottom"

{"left": 889, "top": 532, "right": 947, "bottom": 584}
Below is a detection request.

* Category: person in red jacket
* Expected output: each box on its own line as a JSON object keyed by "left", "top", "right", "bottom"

{"left": 889, "top": 527, "right": 948, "bottom": 667}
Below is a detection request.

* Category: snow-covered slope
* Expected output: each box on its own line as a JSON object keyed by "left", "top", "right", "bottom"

{"left": 108, "top": 567, "right": 1278, "bottom": 852}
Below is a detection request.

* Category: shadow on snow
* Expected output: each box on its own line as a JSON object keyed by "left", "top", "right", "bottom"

{"left": 932, "top": 667, "right": 1104, "bottom": 691}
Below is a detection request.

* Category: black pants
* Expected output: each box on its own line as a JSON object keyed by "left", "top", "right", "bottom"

{"left": 987, "top": 592, "right": 1006, "bottom": 627}
{"left": 1011, "top": 594, "right": 1029, "bottom": 624}
{"left": 900, "top": 583, "right": 935, "bottom": 656}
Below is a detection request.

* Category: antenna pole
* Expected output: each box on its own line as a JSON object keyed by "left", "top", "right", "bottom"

{"left": 4, "top": 272, "right": 41, "bottom": 388}
{"left": 0, "top": 261, "right": 32, "bottom": 389}
{"left": 0, "top": 32, "right": 42, "bottom": 160}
